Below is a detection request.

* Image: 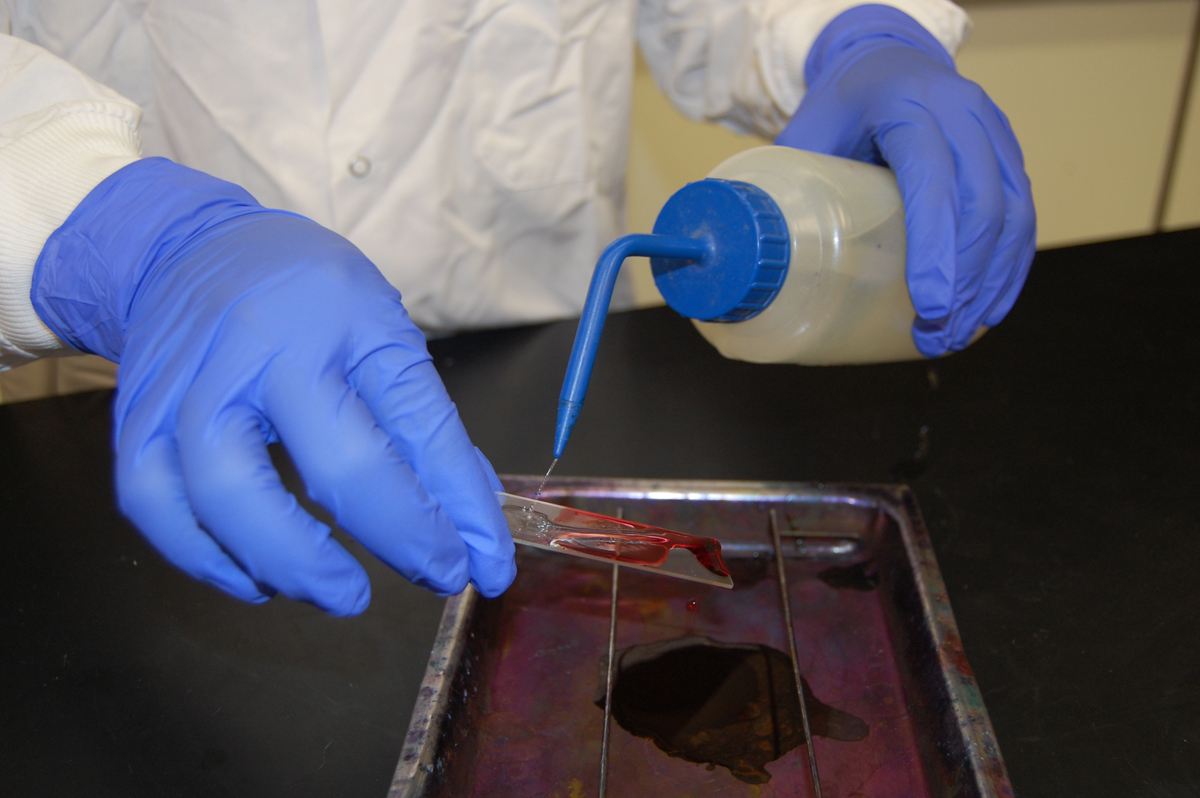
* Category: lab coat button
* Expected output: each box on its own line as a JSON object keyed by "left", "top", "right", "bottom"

{"left": 348, "top": 156, "right": 371, "bottom": 178}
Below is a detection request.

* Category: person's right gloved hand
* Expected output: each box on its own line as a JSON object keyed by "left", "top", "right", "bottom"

{"left": 777, "top": 5, "right": 1036, "bottom": 356}
{"left": 31, "top": 158, "right": 516, "bottom": 615}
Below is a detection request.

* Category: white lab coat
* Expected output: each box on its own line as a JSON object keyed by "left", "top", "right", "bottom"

{"left": 0, "top": 0, "right": 969, "bottom": 369}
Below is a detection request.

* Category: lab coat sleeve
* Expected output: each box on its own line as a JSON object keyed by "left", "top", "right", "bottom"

{"left": 0, "top": 32, "right": 142, "bottom": 369}
{"left": 636, "top": 0, "right": 972, "bottom": 138}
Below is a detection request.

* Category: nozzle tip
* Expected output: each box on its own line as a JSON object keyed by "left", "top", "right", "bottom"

{"left": 554, "top": 399, "right": 582, "bottom": 460}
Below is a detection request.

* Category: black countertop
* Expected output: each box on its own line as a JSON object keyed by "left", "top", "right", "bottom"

{"left": 2, "top": 230, "right": 1198, "bottom": 797}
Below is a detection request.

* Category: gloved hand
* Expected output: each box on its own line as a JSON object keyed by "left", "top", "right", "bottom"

{"left": 32, "top": 158, "right": 516, "bottom": 615}
{"left": 777, "top": 4, "right": 1036, "bottom": 356}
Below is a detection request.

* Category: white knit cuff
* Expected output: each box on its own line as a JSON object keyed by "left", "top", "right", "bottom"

{"left": 762, "top": 0, "right": 973, "bottom": 120}
{"left": 0, "top": 104, "right": 141, "bottom": 369}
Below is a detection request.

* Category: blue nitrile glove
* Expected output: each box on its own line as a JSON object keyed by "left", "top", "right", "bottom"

{"left": 32, "top": 158, "right": 516, "bottom": 615}
{"left": 777, "top": 4, "right": 1036, "bottom": 356}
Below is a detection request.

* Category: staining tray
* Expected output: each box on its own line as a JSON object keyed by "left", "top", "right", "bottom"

{"left": 389, "top": 478, "right": 1013, "bottom": 798}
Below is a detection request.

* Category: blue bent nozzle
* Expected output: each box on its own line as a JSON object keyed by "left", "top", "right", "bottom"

{"left": 554, "top": 234, "right": 709, "bottom": 458}
{"left": 553, "top": 179, "right": 790, "bottom": 459}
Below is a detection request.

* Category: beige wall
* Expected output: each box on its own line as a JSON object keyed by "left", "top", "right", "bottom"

{"left": 625, "top": 0, "right": 1200, "bottom": 307}
{"left": 956, "top": 0, "right": 1196, "bottom": 245}
{"left": 0, "top": 355, "right": 118, "bottom": 404}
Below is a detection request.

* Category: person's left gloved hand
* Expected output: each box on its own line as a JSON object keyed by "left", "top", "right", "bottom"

{"left": 31, "top": 158, "right": 516, "bottom": 615}
{"left": 777, "top": 4, "right": 1036, "bottom": 356}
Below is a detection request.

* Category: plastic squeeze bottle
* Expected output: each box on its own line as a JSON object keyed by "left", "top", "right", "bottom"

{"left": 554, "top": 145, "right": 952, "bottom": 459}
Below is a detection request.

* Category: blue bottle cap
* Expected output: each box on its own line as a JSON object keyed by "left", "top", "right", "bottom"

{"left": 650, "top": 179, "right": 790, "bottom": 322}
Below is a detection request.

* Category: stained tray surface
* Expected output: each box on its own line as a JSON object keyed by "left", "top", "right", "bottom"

{"left": 476, "top": 551, "right": 923, "bottom": 795}
{"left": 391, "top": 479, "right": 1011, "bottom": 798}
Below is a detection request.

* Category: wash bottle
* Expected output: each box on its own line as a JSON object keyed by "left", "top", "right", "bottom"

{"left": 555, "top": 145, "right": 961, "bottom": 459}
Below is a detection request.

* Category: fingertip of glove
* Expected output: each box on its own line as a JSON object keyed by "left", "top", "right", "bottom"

{"left": 471, "top": 583, "right": 507, "bottom": 600}
{"left": 320, "top": 577, "right": 372, "bottom": 617}
{"left": 209, "top": 575, "right": 272, "bottom": 605}
{"left": 913, "top": 337, "right": 947, "bottom": 358}
{"left": 470, "top": 559, "right": 518, "bottom": 599}
{"left": 911, "top": 318, "right": 949, "bottom": 358}
{"left": 428, "top": 579, "right": 470, "bottom": 599}
{"left": 206, "top": 582, "right": 272, "bottom": 605}
{"left": 464, "top": 524, "right": 518, "bottom": 598}
{"left": 914, "top": 316, "right": 989, "bottom": 357}
{"left": 415, "top": 556, "right": 472, "bottom": 598}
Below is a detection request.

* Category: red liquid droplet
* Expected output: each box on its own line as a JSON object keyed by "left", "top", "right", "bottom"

{"left": 686, "top": 599, "right": 699, "bottom": 612}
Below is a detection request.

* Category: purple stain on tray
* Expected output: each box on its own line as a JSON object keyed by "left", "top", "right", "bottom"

{"left": 594, "top": 636, "right": 868, "bottom": 784}
{"left": 464, "top": 549, "right": 932, "bottom": 797}
{"left": 394, "top": 483, "right": 1014, "bottom": 798}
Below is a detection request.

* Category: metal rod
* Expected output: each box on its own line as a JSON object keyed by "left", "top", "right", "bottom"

{"left": 770, "top": 508, "right": 823, "bottom": 798}
{"left": 598, "top": 508, "right": 622, "bottom": 798}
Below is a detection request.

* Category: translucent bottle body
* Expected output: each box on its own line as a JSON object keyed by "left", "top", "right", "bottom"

{"left": 692, "top": 146, "right": 923, "bottom": 365}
